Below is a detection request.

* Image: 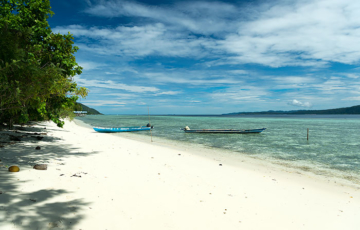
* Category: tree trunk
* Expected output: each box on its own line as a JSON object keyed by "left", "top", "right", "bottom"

{"left": 9, "top": 118, "right": 13, "bottom": 129}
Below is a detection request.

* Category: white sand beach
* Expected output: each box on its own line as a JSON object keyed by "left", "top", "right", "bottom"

{"left": 0, "top": 120, "right": 359, "bottom": 230}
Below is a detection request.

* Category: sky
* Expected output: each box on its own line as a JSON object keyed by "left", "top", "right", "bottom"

{"left": 48, "top": 0, "right": 360, "bottom": 114}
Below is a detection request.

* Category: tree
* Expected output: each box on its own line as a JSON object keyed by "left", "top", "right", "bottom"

{"left": 0, "top": 0, "right": 88, "bottom": 127}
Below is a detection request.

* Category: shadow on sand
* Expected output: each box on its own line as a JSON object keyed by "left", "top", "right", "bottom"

{"left": 0, "top": 125, "right": 99, "bottom": 229}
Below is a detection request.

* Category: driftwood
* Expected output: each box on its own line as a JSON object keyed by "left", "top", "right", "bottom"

{"left": 14, "top": 130, "right": 47, "bottom": 135}
{"left": 33, "top": 164, "right": 47, "bottom": 170}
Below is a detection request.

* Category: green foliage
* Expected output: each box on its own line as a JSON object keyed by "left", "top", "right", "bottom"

{"left": 75, "top": 102, "right": 102, "bottom": 115}
{"left": 0, "top": 0, "right": 88, "bottom": 127}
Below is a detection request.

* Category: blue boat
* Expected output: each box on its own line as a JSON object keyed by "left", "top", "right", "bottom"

{"left": 93, "top": 126, "right": 152, "bottom": 133}
{"left": 182, "top": 126, "right": 266, "bottom": 134}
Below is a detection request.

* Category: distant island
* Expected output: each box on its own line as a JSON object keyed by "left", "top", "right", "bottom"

{"left": 224, "top": 105, "right": 360, "bottom": 115}
{"left": 75, "top": 103, "right": 102, "bottom": 115}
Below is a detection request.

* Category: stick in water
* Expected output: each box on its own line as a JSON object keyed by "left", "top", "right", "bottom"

{"left": 307, "top": 128, "right": 309, "bottom": 141}
{"left": 148, "top": 106, "right": 153, "bottom": 142}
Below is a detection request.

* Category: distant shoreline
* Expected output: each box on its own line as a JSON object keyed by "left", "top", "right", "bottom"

{"left": 223, "top": 104, "right": 360, "bottom": 115}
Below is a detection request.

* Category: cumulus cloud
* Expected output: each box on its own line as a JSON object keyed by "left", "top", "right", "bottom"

{"left": 55, "top": 0, "right": 360, "bottom": 113}
{"left": 79, "top": 0, "right": 360, "bottom": 68}
{"left": 54, "top": 24, "right": 211, "bottom": 58}
{"left": 74, "top": 76, "right": 159, "bottom": 93}
{"left": 219, "top": 0, "right": 360, "bottom": 67}
{"left": 84, "top": 0, "right": 239, "bottom": 35}
{"left": 288, "top": 99, "right": 312, "bottom": 108}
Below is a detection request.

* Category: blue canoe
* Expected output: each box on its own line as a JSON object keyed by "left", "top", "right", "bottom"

{"left": 93, "top": 126, "right": 152, "bottom": 133}
{"left": 182, "top": 127, "right": 266, "bottom": 134}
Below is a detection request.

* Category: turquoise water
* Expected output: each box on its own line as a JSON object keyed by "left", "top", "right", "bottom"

{"left": 77, "top": 115, "right": 360, "bottom": 184}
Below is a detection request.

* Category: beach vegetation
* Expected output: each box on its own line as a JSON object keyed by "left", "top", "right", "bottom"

{"left": 0, "top": 0, "right": 88, "bottom": 127}
{"left": 74, "top": 102, "right": 102, "bottom": 115}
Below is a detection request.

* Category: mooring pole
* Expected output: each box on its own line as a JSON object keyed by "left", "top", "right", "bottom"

{"left": 307, "top": 128, "right": 309, "bottom": 141}
{"left": 148, "top": 106, "right": 153, "bottom": 142}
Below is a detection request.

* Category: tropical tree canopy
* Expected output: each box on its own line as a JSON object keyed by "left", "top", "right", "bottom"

{"left": 0, "top": 0, "right": 88, "bottom": 127}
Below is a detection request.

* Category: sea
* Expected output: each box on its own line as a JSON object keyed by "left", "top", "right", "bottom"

{"left": 76, "top": 114, "right": 360, "bottom": 186}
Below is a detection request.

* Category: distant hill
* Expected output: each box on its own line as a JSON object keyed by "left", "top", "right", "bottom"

{"left": 75, "top": 103, "right": 102, "bottom": 115}
{"left": 224, "top": 105, "right": 360, "bottom": 115}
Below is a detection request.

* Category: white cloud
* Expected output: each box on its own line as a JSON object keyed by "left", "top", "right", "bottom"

{"left": 313, "top": 78, "right": 348, "bottom": 92}
{"left": 210, "top": 86, "right": 268, "bottom": 103}
{"left": 345, "top": 73, "right": 359, "bottom": 79}
{"left": 74, "top": 76, "right": 159, "bottom": 93}
{"left": 155, "top": 91, "right": 182, "bottom": 96}
{"left": 272, "top": 76, "right": 317, "bottom": 84}
{"left": 82, "top": 100, "right": 126, "bottom": 107}
{"left": 269, "top": 76, "right": 319, "bottom": 90}
{"left": 104, "top": 93, "right": 136, "bottom": 98}
{"left": 288, "top": 99, "right": 312, "bottom": 108}
{"left": 219, "top": 0, "right": 360, "bottom": 67}
{"left": 58, "top": 0, "right": 360, "bottom": 68}
{"left": 54, "top": 24, "right": 210, "bottom": 58}
{"left": 84, "top": 0, "right": 239, "bottom": 35}
{"left": 227, "top": 70, "right": 248, "bottom": 75}
{"left": 77, "top": 61, "right": 105, "bottom": 71}
{"left": 53, "top": 0, "right": 360, "bottom": 114}
{"left": 342, "top": 96, "right": 360, "bottom": 101}
{"left": 141, "top": 72, "right": 240, "bottom": 85}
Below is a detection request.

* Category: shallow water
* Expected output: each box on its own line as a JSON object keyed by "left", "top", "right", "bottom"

{"left": 77, "top": 114, "right": 360, "bottom": 184}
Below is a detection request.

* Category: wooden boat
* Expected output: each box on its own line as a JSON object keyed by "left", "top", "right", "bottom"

{"left": 93, "top": 126, "right": 152, "bottom": 133}
{"left": 182, "top": 126, "right": 266, "bottom": 134}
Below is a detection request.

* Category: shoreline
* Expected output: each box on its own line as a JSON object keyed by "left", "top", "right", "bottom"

{"left": 76, "top": 118, "right": 360, "bottom": 190}
{"left": 1, "top": 119, "right": 359, "bottom": 229}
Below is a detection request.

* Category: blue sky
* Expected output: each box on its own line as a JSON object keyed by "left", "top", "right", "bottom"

{"left": 48, "top": 0, "right": 360, "bottom": 114}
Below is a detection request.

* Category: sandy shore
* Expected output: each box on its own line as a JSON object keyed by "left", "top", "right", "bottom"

{"left": 0, "top": 120, "right": 359, "bottom": 230}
